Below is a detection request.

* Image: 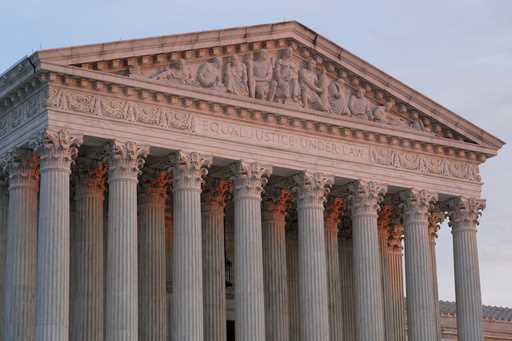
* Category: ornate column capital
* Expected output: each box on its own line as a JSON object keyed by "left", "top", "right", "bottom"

{"left": 378, "top": 203, "right": 394, "bottom": 233}
{"left": 106, "top": 140, "right": 149, "bottom": 181}
{"left": 231, "top": 161, "right": 272, "bottom": 199}
{"left": 32, "top": 129, "right": 82, "bottom": 171}
{"left": 324, "top": 196, "right": 344, "bottom": 231}
{"left": 293, "top": 171, "right": 334, "bottom": 208}
{"left": 448, "top": 197, "right": 486, "bottom": 229}
{"left": 139, "top": 170, "right": 170, "bottom": 206}
{"left": 387, "top": 223, "right": 404, "bottom": 252}
{"left": 428, "top": 211, "right": 446, "bottom": 240}
{"left": 262, "top": 187, "right": 292, "bottom": 222}
{"left": 1, "top": 148, "right": 40, "bottom": 190}
{"left": 348, "top": 180, "right": 387, "bottom": 216}
{"left": 400, "top": 189, "right": 438, "bottom": 222}
{"left": 73, "top": 158, "right": 107, "bottom": 197}
{"left": 170, "top": 151, "right": 212, "bottom": 191}
{"left": 202, "top": 178, "right": 232, "bottom": 213}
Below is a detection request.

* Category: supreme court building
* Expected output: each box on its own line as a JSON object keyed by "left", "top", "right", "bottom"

{"left": 0, "top": 21, "right": 506, "bottom": 341}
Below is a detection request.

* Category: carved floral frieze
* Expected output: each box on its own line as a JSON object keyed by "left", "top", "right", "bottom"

{"left": 0, "top": 89, "right": 47, "bottom": 137}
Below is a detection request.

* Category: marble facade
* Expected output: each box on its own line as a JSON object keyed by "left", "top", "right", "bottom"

{"left": 0, "top": 21, "right": 505, "bottom": 341}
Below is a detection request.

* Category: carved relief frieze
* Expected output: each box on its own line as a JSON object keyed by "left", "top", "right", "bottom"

{"left": 47, "top": 87, "right": 194, "bottom": 132}
{"left": 0, "top": 89, "right": 47, "bottom": 138}
{"left": 122, "top": 44, "right": 460, "bottom": 140}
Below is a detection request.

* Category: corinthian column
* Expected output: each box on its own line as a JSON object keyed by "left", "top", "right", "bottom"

{"left": 429, "top": 211, "right": 445, "bottom": 341}
{"left": 324, "top": 196, "right": 344, "bottom": 341}
{"left": 339, "top": 225, "right": 355, "bottom": 341}
{"left": 231, "top": 161, "right": 271, "bottom": 341}
{"left": 170, "top": 151, "right": 212, "bottom": 341}
{"left": 34, "top": 129, "right": 82, "bottom": 341}
{"left": 349, "top": 180, "right": 387, "bottom": 341}
{"left": 139, "top": 170, "right": 170, "bottom": 341}
{"left": 286, "top": 220, "right": 299, "bottom": 341}
{"left": 105, "top": 141, "right": 149, "bottom": 341}
{"left": 378, "top": 204, "right": 393, "bottom": 340}
{"left": 386, "top": 223, "right": 407, "bottom": 341}
{"left": 402, "top": 189, "right": 438, "bottom": 341}
{"left": 294, "top": 172, "right": 333, "bottom": 341}
{"left": 0, "top": 178, "right": 8, "bottom": 339}
{"left": 71, "top": 160, "right": 107, "bottom": 341}
{"left": 3, "top": 149, "right": 39, "bottom": 341}
{"left": 448, "top": 197, "right": 486, "bottom": 341}
{"left": 262, "top": 187, "right": 291, "bottom": 341}
{"left": 202, "top": 178, "right": 231, "bottom": 341}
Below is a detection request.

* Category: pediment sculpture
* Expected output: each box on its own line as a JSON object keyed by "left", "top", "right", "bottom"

{"left": 129, "top": 47, "right": 434, "bottom": 135}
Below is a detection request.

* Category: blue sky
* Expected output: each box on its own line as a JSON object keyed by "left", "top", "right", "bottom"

{"left": 1, "top": 0, "right": 511, "bottom": 306}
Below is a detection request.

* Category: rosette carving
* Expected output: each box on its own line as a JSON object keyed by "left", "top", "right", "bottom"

{"left": 400, "top": 189, "right": 438, "bottom": 222}
{"left": 170, "top": 151, "right": 212, "bottom": 191}
{"left": 202, "top": 178, "right": 232, "bottom": 212}
{"left": 348, "top": 180, "right": 387, "bottom": 215}
{"left": 231, "top": 161, "right": 272, "bottom": 199}
{"left": 448, "top": 197, "right": 486, "bottom": 228}
{"left": 293, "top": 171, "right": 334, "bottom": 208}
{"left": 106, "top": 140, "right": 149, "bottom": 180}
{"left": 32, "top": 129, "right": 82, "bottom": 170}
{"left": 324, "top": 196, "right": 344, "bottom": 230}
{"left": 262, "top": 187, "right": 292, "bottom": 222}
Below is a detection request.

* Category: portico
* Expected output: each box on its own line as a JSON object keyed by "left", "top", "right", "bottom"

{"left": 0, "top": 21, "right": 504, "bottom": 341}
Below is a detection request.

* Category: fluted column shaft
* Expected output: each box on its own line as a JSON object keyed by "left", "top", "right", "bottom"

{"left": 339, "top": 234, "right": 355, "bottom": 341}
{"left": 0, "top": 181, "right": 8, "bottom": 339}
{"left": 429, "top": 212, "right": 444, "bottom": 341}
{"left": 262, "top": 188, "right": 290, "bottom": 341}
{"left": 105, "top": 141, "right": 148, "bottom": 341}
{"left": 349, "top": 181, "right": 387, "bottom": 341}
{"left": 386, "top": 225, "right": 407, "bottom": 341}
{"left": 324, "top": 197, "right": 343, "bottom": 341}
{"left": 35, "top": 130, "right": 81, "bottom": 341}
{"left": 449, "top": 197, "right": 485, "bottom": 341}
{"left": 170, "top": 152, "right": 211, "bottom": 341}
{"left": 294, "top": 172, "right": 333, "bottom": 341}
{"left": 71, "top": 162, "right": 107, "bottom": 341}
{"left": 202, "top": 179, "right": 230, "bottom": 341}
{"left": 402, "top": 189, "right": 438, "bottom": 341}
{"left": 286, "top": 226, "right": 299, "bottom": 341}
{"left": 3, "top": 150, "right": 39, "bottom": 341}
{"left": 232, "top": 161, "right": 271, "bottom": 341}
{"left": 139, "top": 171, "right": 169, "bottom": 341}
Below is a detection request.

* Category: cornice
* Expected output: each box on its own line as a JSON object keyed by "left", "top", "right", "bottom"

{"left": 36, "top": 62, "right": 493, "bottom": 164}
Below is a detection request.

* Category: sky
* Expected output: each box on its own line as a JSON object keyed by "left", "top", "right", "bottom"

{"left": 0, "top": 0, "right": 511, "bottom": 306}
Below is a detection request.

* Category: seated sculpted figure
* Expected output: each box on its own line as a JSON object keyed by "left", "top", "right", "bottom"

{"left": 225, "top": 54, "right": 249, "bottom": 97}
{"left": 269, "top": 47, "right": 300, "bottom": 104}
{"left": 248, "top": 50, "right": 274, "bottom": 100}
{"left": 197, "top": 57, "right": 224, "bottom": 90}
{"left": 371, "top": 100, "right": 410, "bottom": 127}
{"left": 152, "top": 59, "right": 194, "bottom": 85}
{"left": 328, "top": 79, "right": 350, "bottom": 115}
{"left": 299, "top": 59, "right": 328, "bottom": 111}
{"left": 348, "top": 88, "right": 372, "bottom": 119}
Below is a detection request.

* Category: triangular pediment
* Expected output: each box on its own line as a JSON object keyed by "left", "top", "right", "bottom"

{"left": 21, "top": 22, "right": 504, "bottom": 153}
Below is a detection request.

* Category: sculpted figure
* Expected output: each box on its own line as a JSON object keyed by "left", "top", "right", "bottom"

{"left": 225, "top": 55, "right": 249, "bottom": 96}
{"left": 328, "top": 79, "right": 350, "bottom": 115}
{"left": 371, "top": 100, "right": 410, "bottom": 127}
{"left": 197, "top": 57, "right": 224, "bottom": 90}
{"left": 248, "top": 50, "right": 274, "bottom": 100}
{"left": 269, "top": 48, "right": 300, "bottom": 104}
{"left": 410, "top": 111, "right": 426, "bottom": 131}
{"left": 153, "top": 59, "right": 194, "bottom": 85}
{"left": 299, "top": 59, "right": 328, "bottom": 111}
{"left": 348, "top": 88, "right": 372, "bottom": 119}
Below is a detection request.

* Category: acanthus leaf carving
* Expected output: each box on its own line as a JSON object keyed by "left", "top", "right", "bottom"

{"left": 169, "top": 151, "right": 212, "bottom": 191}
{"left": 448, "top": 197, "right": 486, "bottom": 228}
{"left": 2, "top": 148, "right": 40, "bottom": 189}
{"left": 262, "top": 187, "right": 292, "bottom": 222}
{"left": 231, "top": 161, "right": 272, "bottom": 199}
{"left": 400, "top": 189, "right": 438, "bottom": 222}
{"left": 106, "top": 140, "right": 149, "bottom": 179}
{"left": 324, "top": 196, "right": 344, "bottom": 230}
{"left": 293, "top": 171, "right": 334, "bottom": 208}
{"left": 73, "top": 158, "right": 107, "bottom": 196}
{"left": 139, "top": 169, "right": 170, "bottom": 205}
{"left": 348, "top": 180, "right": 387, "bottom": 216}
{"left": 202, "top": 178, "right": 232, "bottom": 212}
{"left": 32, "top": 129, "right": 83, "bottom": 169}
